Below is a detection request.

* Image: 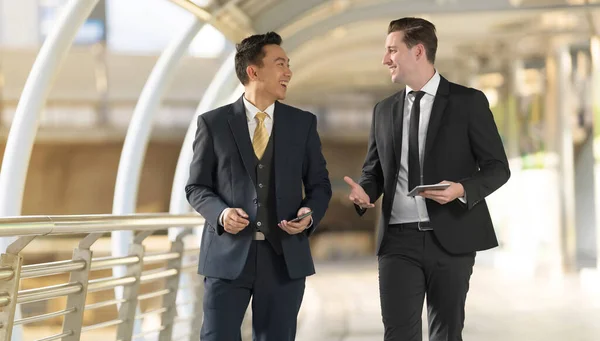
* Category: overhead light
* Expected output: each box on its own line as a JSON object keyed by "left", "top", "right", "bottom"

{"left": 509, "top": 0, "right": 522, "bottom": 7}
{"left": 540, "top": 12, "right": 578, "bottom": 30}
{"left": 190, "top": 0, "right": 212, "bottom": 6}
{"left": 332, "top": 0, "right": 350, "bottom": 12}
{"left": 330, "top": 27, "right": 347, "bottom": 39}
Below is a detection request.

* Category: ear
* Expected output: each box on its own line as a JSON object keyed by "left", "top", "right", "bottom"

{"left": 415, "top": 44, "right": 426, "bottom": 61}
{"left": 246, "top": 65, "right": 258, "bottom": 82}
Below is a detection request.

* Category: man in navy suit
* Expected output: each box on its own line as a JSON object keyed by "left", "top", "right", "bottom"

{"left": 186, "top": 31, "right": 332, "bottom": 341}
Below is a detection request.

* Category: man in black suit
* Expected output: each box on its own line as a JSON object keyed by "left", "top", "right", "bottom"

{"left": 344, "top": 18, "right": 510, "bottom": 341}
{"left": 186, "top": 32, "right": 331, "bottom": 340}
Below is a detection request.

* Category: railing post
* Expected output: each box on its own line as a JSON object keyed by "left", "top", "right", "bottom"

{"left": 189, "top": 275, "right": 204, "bottom": 340}
{"left": 158, "top": 231, "right": 189, "bottom": 341}
{"left": 116, "top": 231, "right": 152, "bottom": 341}
{"left": 62, "top": 233, "right": 102, "bottom": 340}
{"left": 60, "top": 248, "right": 93, "bottom": 340}
{"left": 0, "top": 254, "right": 22, "bottom": 341}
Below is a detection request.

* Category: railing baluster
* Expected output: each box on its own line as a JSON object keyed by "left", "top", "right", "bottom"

{"left": 116, "top": 230, "right": 152, "bottom": 341}
{"left": 158, "top": 231, "right": 188, "bottom": 341}
{"left": 0, "top": 253, "right": 21, "bottom": 341}
{"left": 61, "top": 248, "right": 93, "bottom": 341}
{"left": 189, "top": 275, "right": 204, "bottom": 340}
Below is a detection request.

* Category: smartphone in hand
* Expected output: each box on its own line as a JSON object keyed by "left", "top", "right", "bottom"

{"left": 289, "top": 210, "right": 313, "bottom": 223}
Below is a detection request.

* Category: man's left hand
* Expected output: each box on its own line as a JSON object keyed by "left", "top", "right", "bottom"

{"left": 279, "top": 207, "right": 312, "bottom": 235}
{"left": 420, "top": 181, "right": 464, "bottom": 205}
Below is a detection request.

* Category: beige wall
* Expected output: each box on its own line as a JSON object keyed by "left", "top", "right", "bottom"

{"left": 0, "top": 135, "right": 379, "bottom": 257}
{"left": 0, "top": 139, "right": 183, "bottom": 215}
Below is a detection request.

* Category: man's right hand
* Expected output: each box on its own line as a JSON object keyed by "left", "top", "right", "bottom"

{"left": 222, "top": 208, "right": 250, "bottom": 234}
{"left": 344, "top": 176, "right": 375, "bottom": 209}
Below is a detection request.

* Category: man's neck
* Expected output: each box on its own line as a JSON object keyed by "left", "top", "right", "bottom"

{"left": 407, "top": 66, "right": 436, "bottom": 91}
{"left": 244, "top": 88, "right": 275, "bottom": 112}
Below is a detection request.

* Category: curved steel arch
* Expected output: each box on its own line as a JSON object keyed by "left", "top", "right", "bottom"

{"left": 282, "top": 0, "right": 600, "bottom": 53}
{"left": 0, "top": 3, "right": 101, "bottom": 340}
{"left": 252, "top": 0, "right": 331, "bottom": 33}
{"left": 169, "top": 51, "right": 239, "bottom": 217}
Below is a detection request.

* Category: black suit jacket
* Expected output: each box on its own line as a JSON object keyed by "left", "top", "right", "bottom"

{"left": 185, "top": 96, "right": 332, "bottom": 280}
{"left": 358, "top": 76, "right": 510, "bottom": 255}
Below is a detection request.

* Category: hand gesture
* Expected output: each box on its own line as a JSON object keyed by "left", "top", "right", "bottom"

{"left": 344, "top": 176, "right": 375, "bottom": 209}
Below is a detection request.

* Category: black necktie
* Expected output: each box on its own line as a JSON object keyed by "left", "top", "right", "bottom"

{"left": 408, "top": 90, "right": 425, "bottom": 192}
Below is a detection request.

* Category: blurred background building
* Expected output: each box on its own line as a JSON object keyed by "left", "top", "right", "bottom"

{"left": 0, "top": 0, "right": 600, "bottom": 340}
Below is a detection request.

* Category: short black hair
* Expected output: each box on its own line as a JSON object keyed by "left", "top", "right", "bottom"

{"left": 388, "top": 17, "right": 437, "bottom": 64}
{"left": 235, "top": 32, "right": 283, "bottom": 85}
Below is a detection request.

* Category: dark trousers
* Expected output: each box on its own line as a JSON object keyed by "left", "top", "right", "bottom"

{"left": 378, "top": 226, "right": 476, "bottom": 341}
{"left": 201, "top": 240, "right": 306, "bottom": 341}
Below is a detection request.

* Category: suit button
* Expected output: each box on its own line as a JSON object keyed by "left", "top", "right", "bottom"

{"left": 259, "top": 164, "right": 264, "bottom": 169}
{"left": 259, "top": 183, "right": 264, "bottom": 188}
{"left": 257, "top": 203, "right": 261, "bottom": 207}
{"left": 257, "top": 221, "right": 262, "bottom": 227}
{"left": 253, "top": 198, "right": 258, "bottom": 204}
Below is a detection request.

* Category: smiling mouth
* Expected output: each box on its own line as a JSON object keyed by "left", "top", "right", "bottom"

{"left": 280, "top": 80, "right": 289, "bottom": 89}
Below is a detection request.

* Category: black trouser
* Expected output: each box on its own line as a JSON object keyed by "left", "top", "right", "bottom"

{"left": 201, "top": 240, "right": 305, "bottom": 341}
{"left": 378, "top": 224, "right": 476, "bottom": 341}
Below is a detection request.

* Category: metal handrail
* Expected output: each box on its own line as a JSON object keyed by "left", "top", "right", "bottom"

{"left": 17, "top": 282, "right": 82, "bottom": 304}
{"left": 21, "top": 260, "right": 86, "bottom": 279}
{"left": 0, "top": 213, "right": 205, "bottom": 341}
{"left": 0, "top": 213, "right": 203, "bottom": 237}
{"left": 14, "top": 307, "right": 77, "bottom": 326}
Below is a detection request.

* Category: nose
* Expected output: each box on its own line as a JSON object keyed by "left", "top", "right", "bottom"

{"left": 382, "top": 53, "right": 391, "bottom": 65}
{"left": 285, "top": 66, "right": 292, "bottom": 78}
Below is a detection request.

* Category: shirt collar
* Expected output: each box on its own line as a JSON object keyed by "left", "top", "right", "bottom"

{"left": 405, "top": 70, "right": 441, "bottom": 98}
{"left": 243, "top": 95, "right": 275, "bottom": 122}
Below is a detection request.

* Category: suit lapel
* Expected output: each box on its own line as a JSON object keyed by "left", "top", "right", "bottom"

{"left": 273, "top": 101, "right": 287, "bottom": 197}
{"left": 424, "top": 76, "right": 449, "bottom": 160}
{"left": 391, "top": 90, "right": 405, "bottom": 172}
{"left": 228, "top": 96, "right": 257, "bottom": 186}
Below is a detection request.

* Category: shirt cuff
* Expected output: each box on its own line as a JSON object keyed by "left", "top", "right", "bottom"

{"left": 307, "top": 216, "right": 313, "bottom": 228}
{"left": 218, "top": 208, "right": 229, "bottom": 226}
{"left": 458, "top": 193, "right": 467, "bottom": 204}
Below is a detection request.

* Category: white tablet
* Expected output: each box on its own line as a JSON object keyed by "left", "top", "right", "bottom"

{"left": 407, "top": 183, "right": 451, "bottom": 197}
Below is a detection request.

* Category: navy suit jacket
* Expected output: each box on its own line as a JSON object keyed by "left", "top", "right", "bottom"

{"left": 186, "top": 96, "right": 332, "bottom": 280}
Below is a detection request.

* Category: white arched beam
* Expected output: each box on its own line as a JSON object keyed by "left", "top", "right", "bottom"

{"left": 0, "top": 2, "right": 100, "bottom": 340}
{"left": 169, "top": 51, "right": 239, "bottom": 217}
{"left": 281, "top": 0, "right": 600, "bottom": 52}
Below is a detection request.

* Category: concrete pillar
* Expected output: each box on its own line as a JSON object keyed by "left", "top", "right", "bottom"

{"left": 505, "top": 58, "right": 524, "bottom": 159}
{"left": 553, "top": 43, "right": 577, "bottom": 272}
{"left": 591, "top": 36, "right": 600, "bottom": 271}
{"left": 572, "top": 48, "right": 598, "bottom": 269}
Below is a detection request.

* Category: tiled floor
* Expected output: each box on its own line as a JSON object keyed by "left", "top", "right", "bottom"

{"left": 297, "top": 258, "right": 600, "bottom": 341}
{"left": 21, "top": 257, "right": 600, "bottom": 341}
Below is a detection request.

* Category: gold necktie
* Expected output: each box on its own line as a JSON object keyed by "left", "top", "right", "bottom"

{"left": 253, "top": 112, "right": 269, "bottom": 159}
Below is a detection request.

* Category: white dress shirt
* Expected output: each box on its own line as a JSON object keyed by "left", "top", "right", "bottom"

{"left": 244, "top": 96, "right": 275, "bottom": 140}
{"left": 390, "top": 72, "right": 439, "bottom": 224}
{"left": 390, "top": 72, "right": 466, "bottom": 224}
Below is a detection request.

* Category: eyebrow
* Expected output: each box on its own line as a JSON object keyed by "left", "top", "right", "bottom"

{"left": 274, "top": 57, "right": 290, "bottom": 63}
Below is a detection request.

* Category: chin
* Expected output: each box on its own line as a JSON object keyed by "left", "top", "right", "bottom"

{"left": 391, "top": 76, "right": 403, "bottom": 84}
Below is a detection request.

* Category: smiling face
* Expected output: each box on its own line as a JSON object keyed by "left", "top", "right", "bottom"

{"left": 382, "top": 30, "right": 418, "bottom": 85}
{"left": 250, "top": 44, "right": 292, "bottom": 101}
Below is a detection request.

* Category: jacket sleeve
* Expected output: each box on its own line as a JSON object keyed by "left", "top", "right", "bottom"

{"left": 459, "top": 90, "right": 511, "bottom": 209}
{"left": 185, "top": 115, "right": 228, "bottom": 234}
{"left": 301, "top": 114, "right": 332, "bottom": 236}
{"left": 356, "top": 102, "right": 384, "bottom": 216}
